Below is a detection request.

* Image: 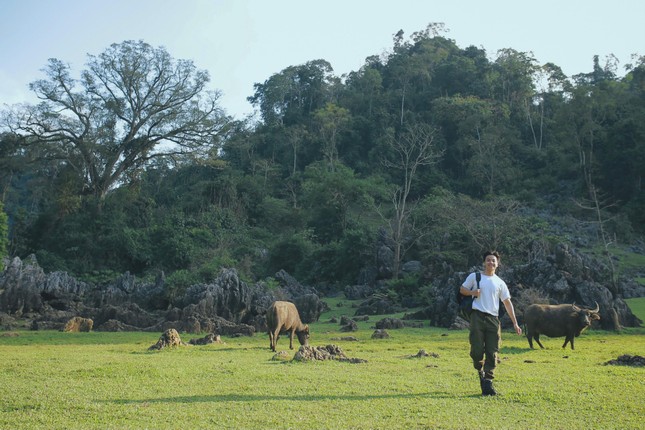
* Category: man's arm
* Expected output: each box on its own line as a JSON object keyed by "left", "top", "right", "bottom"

{"left": 503, "top": 298, "right": 522, "bottom": 335}
{"left": 460, "top": 286, "right": 478, "bottom": 297}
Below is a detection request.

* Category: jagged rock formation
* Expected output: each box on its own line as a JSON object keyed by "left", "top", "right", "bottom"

{"left": 0, "top": 242, "right": 641, "bottom": 333}
{"left": 0, "top": 256, "right": 324, "bottom": 333}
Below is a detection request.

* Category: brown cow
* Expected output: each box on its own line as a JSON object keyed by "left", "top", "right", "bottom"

{"left": 266, "top": 301, "right": 310, "bottom": 352}
{"left": 524, "top": 302, "right": 600, "bottom": 350}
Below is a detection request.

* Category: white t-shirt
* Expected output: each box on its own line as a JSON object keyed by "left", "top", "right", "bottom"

{"left": 462, "top": 272, "right": 510, "bottom": 317}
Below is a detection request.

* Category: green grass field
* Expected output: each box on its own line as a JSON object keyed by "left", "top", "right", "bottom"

{"left": 1, "top": 299, "right": 644, "bottom": 430}
{"left": 626, "top": 297, "right": 645, "bottom": 322}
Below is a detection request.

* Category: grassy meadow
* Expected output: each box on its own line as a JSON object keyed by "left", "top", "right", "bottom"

{"left": 1, "top": 297, "right": 644, "bottom": 430}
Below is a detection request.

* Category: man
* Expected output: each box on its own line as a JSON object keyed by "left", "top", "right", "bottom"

{"left": 460, "top": 250, "right": 522, "bottom": 396}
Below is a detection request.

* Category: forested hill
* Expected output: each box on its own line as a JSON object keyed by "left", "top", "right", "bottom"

{"left": 0, "top": 27, "right": 644, "bottom": 298}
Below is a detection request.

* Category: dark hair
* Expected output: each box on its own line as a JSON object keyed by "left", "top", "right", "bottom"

{"left": 482, "top": 250, "right": 501, "bottom": 261}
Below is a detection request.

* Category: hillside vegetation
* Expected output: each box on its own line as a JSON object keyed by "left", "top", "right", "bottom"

{"left": 1, "top": 25, "right": 644, "bottom": 300}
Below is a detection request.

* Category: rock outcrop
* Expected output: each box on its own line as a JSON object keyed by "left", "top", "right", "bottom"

{"left": 0, "top": 256, "right": 323, "bottom": 334}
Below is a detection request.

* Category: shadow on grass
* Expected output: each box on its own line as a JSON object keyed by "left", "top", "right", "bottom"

{"left": 108, "top": 390, "right": 487, "bottom": 405}
{"left": 500, "top": 346, "right": 532, "bottom": 355}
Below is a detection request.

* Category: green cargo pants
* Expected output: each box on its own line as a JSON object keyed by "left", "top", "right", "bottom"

{"left": 469, "top": 310, "right": 501, "bottom": 379}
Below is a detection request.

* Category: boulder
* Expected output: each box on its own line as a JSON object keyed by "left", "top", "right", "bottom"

{"left": 375, "top": 318, "right": 405, "bottom": 330}
{"left": 148, "top": 329, "right": 186, "bottom": 350}
{"left": 63, "top": 317, "right": 93, "bottom": 332}
{"left": 354, "top": 295, "right": 397, "bottom": 316}
{"left": 294, "top": 293, "right": 325, "bottom": 324}
{"left": 344, "top": 284, "right": 374, "bottom": 300}
{"left": 371, "top": 329, "right": 390, "bottom": 339}
{"left": 95, "top": 319, "right": 140, "bottom": 332}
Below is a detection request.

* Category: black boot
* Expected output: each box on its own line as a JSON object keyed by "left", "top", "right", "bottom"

{"left": 477, "top": 371, "right": 485, "bottom": 393}
{"left": 482, "top": 378, "right": 497, "bottom": 396}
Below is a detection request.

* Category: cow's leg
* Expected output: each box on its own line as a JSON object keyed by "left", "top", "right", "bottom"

{"left": 271, "top": 329, "right": 280, "bottom": 351}
{"left": 268, "top": 330, "right": 274, "bottom": 351}
{"left": 527, "top": 333, "right": 534, "bottom": 349}
{"left": 289, "top": 329, "right": 295, "bottom": 349}
{"left": 534, "top": 334, "right": 545, "bottom": 349}
{"left": 563, "top": 336, "right": 574, "bottom": 349}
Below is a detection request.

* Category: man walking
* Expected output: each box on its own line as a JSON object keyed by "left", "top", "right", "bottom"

{"left": 460, "top": 251, "right": 522, "bottom": 395}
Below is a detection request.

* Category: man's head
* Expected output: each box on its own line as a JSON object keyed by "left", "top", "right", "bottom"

{"left": 482, "top": 250, "right": 501, "bottom": 273}
{"left": 482, "top": 250, "right": 501, "bottom": 262}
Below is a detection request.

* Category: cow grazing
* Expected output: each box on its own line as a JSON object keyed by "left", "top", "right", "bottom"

{"left": 266, "top": 301, "right": 310, "bottom": 352}
{"left": 524, "top": 302, "right": 600, "bottom": 350}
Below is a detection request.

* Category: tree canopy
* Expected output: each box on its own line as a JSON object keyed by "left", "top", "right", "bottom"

{"left": 2, "top": 40, "right": 230, "bottom": 200}
{"left": 1, "top": 28, "right": 643, "bottom": 297}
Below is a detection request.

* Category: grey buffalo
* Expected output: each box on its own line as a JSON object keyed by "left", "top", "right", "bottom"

{"left": 524, "top": 302, "right": 600, "bottom": 350}
{"left": 266, "top": 301, "right": 310, "bottom": 352}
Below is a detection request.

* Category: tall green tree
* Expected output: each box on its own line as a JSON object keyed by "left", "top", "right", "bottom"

{"left": 301, "top": 161, "right": 371, "bottom": 244}
{"left": 2, "top": 40, "right": 230, "bottom": 201}
{"left": 314, "top": 103, "right": 350, "bottom": 172}
{"left": 383, "top": 26, "right": 452, "bottom": 126}
{"left": 248, "top": 59, "right": 336, "bottom": 127}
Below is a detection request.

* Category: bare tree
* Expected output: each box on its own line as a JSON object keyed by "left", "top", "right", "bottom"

{"left": 285, "top": 125, "right": 307, "bottom": 177}
{"left": 2, "top": 40, "right": 230, "bottom": 201}
{"left": 574, "top": 185, "right": 619, "bottom": 291}
{"left": 378, "top": 123, "right": 443, "bottom": 278}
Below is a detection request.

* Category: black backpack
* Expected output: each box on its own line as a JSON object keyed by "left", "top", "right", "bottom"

{"left": 456, "top": 272, "right": 507, "bottom": 320}
{"left": 457, "top": 272, "right": 480, "bottom": 321}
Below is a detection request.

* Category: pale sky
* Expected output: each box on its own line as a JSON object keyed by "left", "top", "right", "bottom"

{"left": 1, "top": 0, "right": 643, "bottom": 119}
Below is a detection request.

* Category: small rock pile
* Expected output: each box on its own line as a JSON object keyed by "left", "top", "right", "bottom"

{"left": 188, "top": 333, "right": 223, "bottom": 345}
{"left": 408, "top": 349, "right": 439, "bottom": 359}
{"left": 604, "top": 354, "right": 645, "bottom": 366}
{"left": 148, "top": 329, "right": 186, "bottom": 350}
{"left": 293, "top": 345, "right": 367, "bottom": 363}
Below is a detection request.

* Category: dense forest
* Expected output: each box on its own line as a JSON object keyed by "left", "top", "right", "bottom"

{"left": 1, "top": 25, "right": 644, "bottom": 301}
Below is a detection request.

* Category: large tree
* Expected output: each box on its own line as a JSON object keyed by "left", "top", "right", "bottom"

{"left": 2, "top": 40, "right": 229, "bottom": 200}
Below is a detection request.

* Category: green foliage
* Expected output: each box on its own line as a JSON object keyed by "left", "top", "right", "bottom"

{"left": 417, "top": 189, "right": 535, "bottom": 266}
{"left": 265, "top": 230, "right": 316, "bottom": 277}
{"left": 262, "top": 276, "right": 281, "bottom": 291}
{"left": 624, "top": 193, "right": 645, "bottom": 235}
{"left": 385, "top": 273, "right": 423, "bottom": 305}
{"left": 2, "top": 26, "right": 644, "bottom": 289}
{"left": 164, "top": 269, "right": 200, "bottom": 302}
{"left": 593, "top": 246, "right": 645, "bottom": 278}
{"left": 34, "top": 249, "right": 70, "bottom": 273}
